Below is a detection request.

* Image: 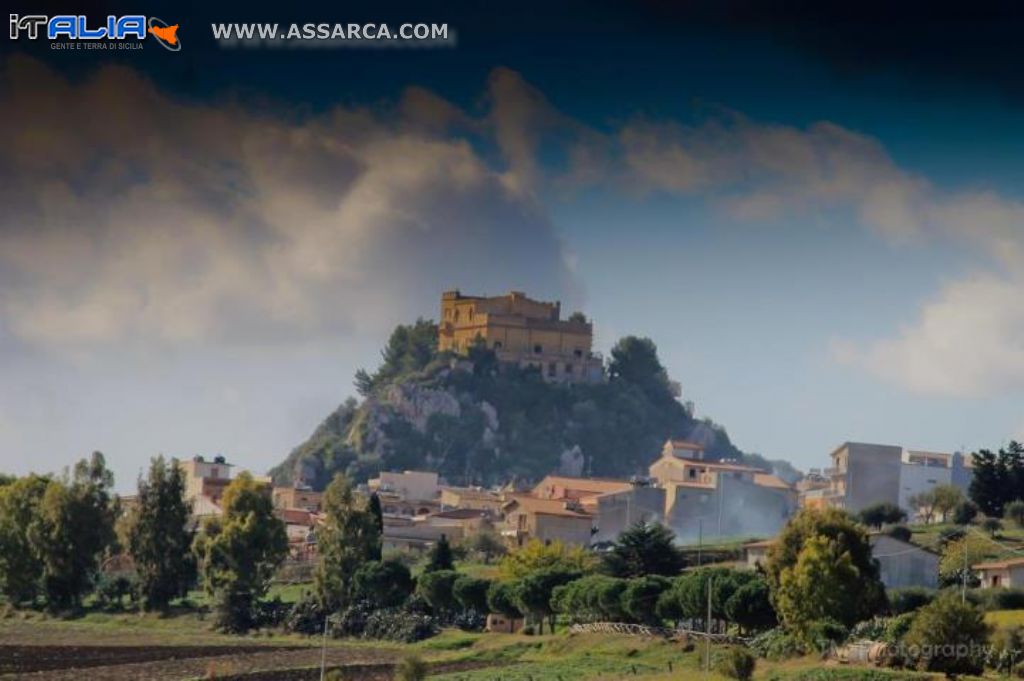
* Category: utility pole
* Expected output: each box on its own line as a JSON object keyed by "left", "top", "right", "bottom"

{"left": 705, "top": 574, "right": 713, "bottom": 677}
{"left": 319, "top": 612, "right": 329, "bottom": 681}
{"left": 697, "top": 517, "right": 703, "bottom": 567}
{"left": 962, "top": 536, "right": 968, "bottom": 604}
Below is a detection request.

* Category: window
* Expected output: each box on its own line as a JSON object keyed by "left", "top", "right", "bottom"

{"left": 574, "top": 348, "right": 583, "bottom": 358}
{"left": 493, "top": 341, "right": 503, "bottom": 349}
{"left": 548, "top": 362, "right": 557, "bottom": 377}
{"left": 688, "top": 469, "right": 697, "bottom": 479}
{"left": 534, "top": 344, "right": 543, "bottom": 354}
{"left": 565, "top": 362, "right": 574, "bottom": 374}
{"left": 211, "top": 466, "right": 219, "bottom": 479}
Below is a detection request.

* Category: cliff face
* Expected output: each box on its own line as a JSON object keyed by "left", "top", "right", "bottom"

{"left": 269, "top": 322, "right": 759, "bottom": 490}
{"left": 269, "top": 354, "right": 746, "bottom": 491}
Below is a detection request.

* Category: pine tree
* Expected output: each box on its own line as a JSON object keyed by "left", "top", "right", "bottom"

{"left": 129, "top": 456, "right": 196, "bottom": 611}
{"left": 602, "top": 520, "right": 685, "bottom": 577}
{"left": 425, "top": 533, "right": 454, "bottom": 572}
{"left": 970, "top": 449, "right": 1003, "bottom": 517}
{"left": 367, "top": 493, "right": 384, "bottom": 561}
{"left": 314, "top": 474, "right": 380, "bottom": 610}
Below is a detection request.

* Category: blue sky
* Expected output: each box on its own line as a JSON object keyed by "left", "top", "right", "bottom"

{"left": 2, "top": 1, "right": 1024, "bottom": 488}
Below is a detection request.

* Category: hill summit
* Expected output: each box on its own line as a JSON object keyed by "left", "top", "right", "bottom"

{"left": 270, "top": 295, "right": 788, "bottom": 490}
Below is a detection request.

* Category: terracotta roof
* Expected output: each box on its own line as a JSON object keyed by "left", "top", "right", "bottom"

{"left": 973, "top": 557, "right": 1024, "bottom": 570}
{"left": 276, "top": 508, "right": 317, "bottom": 526}
{"left": 532, "top": 476, "right": 633, "bottom": 498}
{"left": 754, "top": 473, "right": 793, "bottom": 490}
{"left": 668, "top": 440, "right": 705, "bottom": 451}
{"left": 431, "top": 508, "right": 491, "bottom": 520}
{"left": 504, "top": 494, "right": 593, "bottom": 518}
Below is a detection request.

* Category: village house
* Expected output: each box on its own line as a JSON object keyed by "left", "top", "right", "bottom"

{"left": 500, "top": 494, "right": 594, "bottom": 547}
{"left": 369, "top": 470, "right": 440, "bottom": 502}
{"left": 649, "top": 439, "right": 796, "bottom": 540}
{"left": 272, "top": 485, "right": 322, "bottom": 512}
{"left": 871, "top": 533, "right": 939, "bottom": 589}
{"left": 440, "top": 485, "right": 506, "bottom": 513}
{"left": 591, "top": 484, "right": 667, "bottom": 544}
{"left": 974, "top": 557, "right": 1024, "bottom": 589}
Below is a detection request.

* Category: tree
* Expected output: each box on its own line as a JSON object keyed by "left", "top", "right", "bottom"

{"left": 608, "top": 336, "right": 671, "bottom": 399}
{"left": 367, "top": 493, "right": 384, "bottom": 561}
{"left": 452, "top": 575, "right": 492, "bottom": 613}
{"left": 193, "top": 473, "right": 288, "bottom": 632}
{"left": 724, "top": 577, "right": 776, "bottom": 633}
{"left": 953, "top": 500, "right": 978, "bottom": 525}
{"left": 602, "top": 521, "right": 685, "bottom": 578}
{"left": 29, "top": 452, "right": 117, "bottom": 611}
{"left": 938, "top": 534, "right": 989, "bottom": 587}
{"left": 465, "top": 529, "right": 507, "bottom": 564}
{"left": 982, "top": 517, "right": 1003, "bottom": 537}
{"left": 774, "top": 535, "right": 863, "bottom": 637}
{"left": 354, "top": 319, "right": 438, "bottom": 396}
{"left": 857, "top": 502, "right": 907, "bottom": 529}
{"left": 425, "top": 534, "right": 454, "bottom": 572}
{"left": 715, "top": 647, "right": 756, "bottom": 681}
{"left": 931, "top": 485, "right": 964, "bottom": 523}
{"left": 351, "top": 559, "right": 413, "bottom": 608}
{"left": 486, "top": 580, "right": 522, "bottom": 618}
{"left": 763, "top": 508, "right": 885, "bottom": 632}
{"left": 416, "top": 569, "right": 459, "bottom": 616}
{"left": 909, "top": 490, "right": 938, "bottom": 524}
{"left": 129, "top": 456, "right": 195, "bottom": 611}
{"left": 0, "top": 474, "right": 49, "bottom": 605}
{"left": 969, "top": 449, "right": 1002, "bottom": 516}
{"left": 620, "top": 575, "right": 670, "bottom": 625}
{"left": 1005, "top": 499, "right": 1024, "bottom": 526}
{"left": 513, "top": 568, "right": 580, "bottom": 634}
{"left": 314, "top": 474, "right": 381, "bottom": 610}
{"left": 903, "top": 592, "right": 990, "bottom": 675}
{"left": 498, "top": 538, "right": 595, "bottom": 580}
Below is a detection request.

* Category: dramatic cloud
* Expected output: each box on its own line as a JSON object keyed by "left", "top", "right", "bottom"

{"left": 0, "top": 56, "right": 577, "bottom": 353}
{"left": 3, "top": 54, "right": 1024, "bottom": 398}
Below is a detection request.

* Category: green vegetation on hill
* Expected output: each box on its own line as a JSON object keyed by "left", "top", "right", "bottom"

{"left": 270, "top": 320, "right": 775, "bottom": 489}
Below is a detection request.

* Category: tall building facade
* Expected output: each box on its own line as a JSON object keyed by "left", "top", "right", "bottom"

{"left": 439, "top": 289, "right": 603, "bottom": 383}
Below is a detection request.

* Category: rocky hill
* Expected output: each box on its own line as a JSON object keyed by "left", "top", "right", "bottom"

{"left": 269, "top": 319, "right": 793, "bottom": 490}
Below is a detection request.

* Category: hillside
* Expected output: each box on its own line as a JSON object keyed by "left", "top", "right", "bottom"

{"left": 269, "top": 319, "right": 790, "bottom": 490}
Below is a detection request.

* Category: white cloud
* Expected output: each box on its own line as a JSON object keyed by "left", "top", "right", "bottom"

{"left": 833, "top": 274, "right": 1024, "bottom": 397}
{"left": 0, "top": 57, "right": 578, "bottom": 353}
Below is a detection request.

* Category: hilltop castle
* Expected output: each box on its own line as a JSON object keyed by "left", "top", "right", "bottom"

{"left": 439, "top": 290, "right": 604, "bottom": 383}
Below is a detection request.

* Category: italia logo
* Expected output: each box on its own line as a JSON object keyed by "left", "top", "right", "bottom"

{"left": 9, "top": 14, "right": 181, "bottom": 51}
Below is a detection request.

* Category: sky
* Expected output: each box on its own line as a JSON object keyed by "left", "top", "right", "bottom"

{"left": 3, "top": 0, "right": 1024, "bottom": 490}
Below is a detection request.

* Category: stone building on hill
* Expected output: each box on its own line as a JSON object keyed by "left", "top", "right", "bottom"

{"left": 438, "top": 289, "right": 603, "bottom": 383}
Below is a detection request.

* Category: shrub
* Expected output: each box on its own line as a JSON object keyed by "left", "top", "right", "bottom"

{"left": 888, "top": 587, "right": 935, "bottom": 615}
{"left": 952, "top": 500, "right": 978, "bottom": 525}
{"left": 1005, "top": 500, "right": 1024, "bottom": 526}
{"left": 254, "top": 597, "right": 289, "bottom": 628}
{"left": 884, "top": 525, "right": 912, "bottom": 543}
{"left": 982, "top": 587, "right": 1024, "bottom": 611}
{"left": 849, "top": 617, "right": 887, "bottom": 641}
{"left": 285, "top": 593, "right": 326, "bottom": 635}
{"left": 902, "top": 592, "right": 991, "bottom": 675}
{"left": 748, "top": 627, "right": 806, "bottom": 660}
{"left": 395, "top": 655, "right": 428, "bottom": 681}
{"left": 714, "top": 646, "right": 756, "bottom": 680}
{"left": 883, "top": 612, "right": 916, "bottom": 643}
{"left": 804, "top": 618, "right": 849, "bottom": 652}
{"left": 987, "top": 624, "right": 1024, "bottom": 674}
{"left": 362, "top": 609, "right": 437, "bottom": 643}
{"left": 982, "top": 517, "right": 1003, "bottom": 536}
{"left": 451, "top": 609, "right": 486, "bottom": 632}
